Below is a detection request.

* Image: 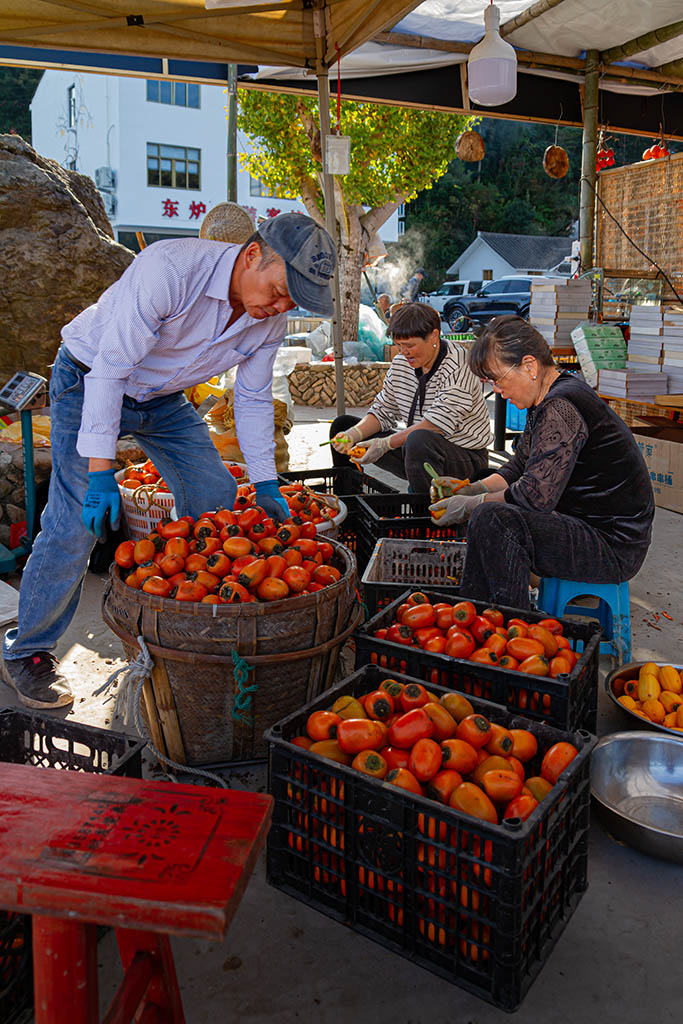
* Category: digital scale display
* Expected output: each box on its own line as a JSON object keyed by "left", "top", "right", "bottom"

{"left": 0, "top": 371, "right": 47, "bottom": 412}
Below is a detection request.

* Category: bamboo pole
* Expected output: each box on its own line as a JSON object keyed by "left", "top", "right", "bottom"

{"left": 601, "top": 20, "right": 683, "bottom": 63}
{"left": 316, "top": 69, "right": 346, "bottom": 417}
{"left": 579, "top": 50, "right": 599, "bottom": 273}
{"left": 500, "top": 0, "right": 568, "bottom": 37}
{"left": 373, "top": 30, "right": 683, "bottom": 87}
{"left": 656, "top": 57, "right": 683, "bottom": 77}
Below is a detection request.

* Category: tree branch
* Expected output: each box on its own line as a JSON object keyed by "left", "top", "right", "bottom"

{"left": 361, "top": 193, "right": 410, "bottom": 240}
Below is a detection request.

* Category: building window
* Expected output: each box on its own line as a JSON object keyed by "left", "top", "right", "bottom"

{"left": 67, "top": 84, "right": 77, "bottom": 128}
{"left": 147, "top": 143, "right": 200, "bottom": 189}
{"left": 482, "top": 269, "right": 493, "bottom": 280}
{"left": 146, "top": 80, "right": 200, "bottom": 108}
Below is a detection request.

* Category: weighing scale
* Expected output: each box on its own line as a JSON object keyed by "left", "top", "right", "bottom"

{"left": 0, "top": 370, "right": 48, "bottom": 574}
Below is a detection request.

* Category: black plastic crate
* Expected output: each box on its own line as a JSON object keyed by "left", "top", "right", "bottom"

{"left": 361, "top": 538, "right": 466, "bottom": 617}
{"left": 0, "top": 708, "right": 145, "bottom": 776}
{"left": 354, "top": 591, "right": 600, "bottom": 733}
{"left": 0, "top": 709, "right": 144, "bottom": 1024}
{"left": 266, "top": 664, "right": 596, "bottom": 1012}
{"left": 355, "top": 494, "right": 467, "bottom": 577}
{"left": 277, "top": 466, "right": 397, "bottom": 498}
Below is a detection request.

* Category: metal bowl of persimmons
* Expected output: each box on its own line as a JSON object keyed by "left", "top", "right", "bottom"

{"left": 605, "top": 662, "right": 683, "bottom": 737}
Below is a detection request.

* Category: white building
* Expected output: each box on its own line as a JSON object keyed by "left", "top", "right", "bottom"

{"left": 447, "top": 232, "right": 573, "bottom": 282}
{"left": 30, "top": 70, "right": 399, "bottom": 250}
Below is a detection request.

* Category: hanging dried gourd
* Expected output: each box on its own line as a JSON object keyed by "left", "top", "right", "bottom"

{"left": 456, "top": 130, "right": 485, "bottom": 162}
{"left": 543, "top": 145, "right": 569, "bottom": 179}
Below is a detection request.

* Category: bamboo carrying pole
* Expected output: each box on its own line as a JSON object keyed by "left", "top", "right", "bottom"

{"left": 317, "top": 69, "right": 346, "bottom": 416}
{"left": 579, "top": 50, "right": 599, "bottom": 273}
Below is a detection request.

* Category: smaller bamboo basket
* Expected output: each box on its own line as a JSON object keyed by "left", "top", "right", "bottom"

{"left": 102, "top": 538, "right": 359, "bottom": 765}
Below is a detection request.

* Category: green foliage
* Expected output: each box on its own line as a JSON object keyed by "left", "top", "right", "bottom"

{"left": 0, "top": 68, "right": 43, "bottom": 142}
{"left": 238, "top": 90, "right": 472, "bottom": 213}
{"left": 399, "top": 118, "right": 657, "bottom": 290}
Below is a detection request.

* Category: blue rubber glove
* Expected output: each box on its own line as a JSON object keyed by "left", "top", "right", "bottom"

{"left": 82, "top": 469, "right": 121, "bottom": 541}
{"left": 254, "top": 479, "right": 290, "bottom": 523}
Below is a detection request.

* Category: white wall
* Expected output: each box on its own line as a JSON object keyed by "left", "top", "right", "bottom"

{"left": 31, "top": 70, "right": 398, "bottom": 243}
{"left": 455, "top": 238, "right": 515, "bottom": 281}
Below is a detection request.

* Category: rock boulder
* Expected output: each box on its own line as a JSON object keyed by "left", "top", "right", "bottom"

{"left": 0, "top": 134, "right": 134, "bottom": 382}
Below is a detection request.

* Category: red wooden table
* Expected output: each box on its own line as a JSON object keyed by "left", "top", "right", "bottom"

{"left": 0, "top": 763, "right": 273, "bottom": 1023}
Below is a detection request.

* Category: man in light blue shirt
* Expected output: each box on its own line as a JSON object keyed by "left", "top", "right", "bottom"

{"left": 2, "top": 213, "right": 335, "bottom": 710}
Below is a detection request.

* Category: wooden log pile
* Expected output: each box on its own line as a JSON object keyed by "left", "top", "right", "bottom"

{"left": 288, "top": 363, "right": 389, "bottom": 407}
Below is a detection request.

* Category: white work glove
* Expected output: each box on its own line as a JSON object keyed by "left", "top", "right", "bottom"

{"left": 359, "top": 436, "right": 396, "bottom": 465}
{"left": 429, "top": 492, "right": 486, "bottom": 525}
{"left": 429, "top": 476, "right": 489, "bottom": 504}
{"left": 331, "top": 425, "right": 363, "bottom": 453}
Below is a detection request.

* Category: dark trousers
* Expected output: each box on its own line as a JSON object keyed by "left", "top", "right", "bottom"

{"left": 459, "top": 502, "right": 649, "bottom": 610}
{"left": 330, "top": 414, "right": 488, "bottom": 493}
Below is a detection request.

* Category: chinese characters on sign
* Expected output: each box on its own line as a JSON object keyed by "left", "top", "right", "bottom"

{"left": 161, "top": 199, "right": 207, "bottom": 219}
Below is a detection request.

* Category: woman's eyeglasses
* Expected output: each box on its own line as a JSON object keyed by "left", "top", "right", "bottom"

{"left": 481, "top": 362, "right": 520, "bottom": 388}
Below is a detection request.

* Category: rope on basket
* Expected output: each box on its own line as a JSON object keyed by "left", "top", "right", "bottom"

{"left": 94, "top": 636, "right": 228, "bottom": 788}
{"left": 231, "top": 649, "right": 258, "bottom": 726}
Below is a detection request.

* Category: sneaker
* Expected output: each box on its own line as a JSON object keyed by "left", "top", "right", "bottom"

{"left": 1, "top": 652, "right": 74, "bottom": 709}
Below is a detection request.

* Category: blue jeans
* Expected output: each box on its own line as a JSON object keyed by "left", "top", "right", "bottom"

{"left": 3, "top": 348, "right": 238, "bottom": 660}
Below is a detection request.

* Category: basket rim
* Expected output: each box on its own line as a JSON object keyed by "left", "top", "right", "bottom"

{"left": 109, "top": 535, "right": 356, "bottom": 616}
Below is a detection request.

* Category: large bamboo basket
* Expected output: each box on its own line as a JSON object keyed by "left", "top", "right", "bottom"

{"left": 102, "top": 539, "right": 359, "bottom": 765}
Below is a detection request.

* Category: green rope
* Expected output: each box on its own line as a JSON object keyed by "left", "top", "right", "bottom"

{"left": 231, "top": 649, "right": 258, "bottom": 726}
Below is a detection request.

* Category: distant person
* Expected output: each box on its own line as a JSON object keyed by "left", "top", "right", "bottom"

{"left": 375, "top": 292, "right": 391, "bottom": 324}
{"left": 330, "top": 303, "right": 490, "bottom": 493}
{"left": 401, "top": 267, "right": 426, "bottom": 302}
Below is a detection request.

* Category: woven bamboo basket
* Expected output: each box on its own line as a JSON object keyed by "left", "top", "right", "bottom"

{"left": 102, "top": 539, "right": 359, "bottom": 766}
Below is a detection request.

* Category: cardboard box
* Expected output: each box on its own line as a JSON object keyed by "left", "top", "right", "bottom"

{"left": 631, "top": 422, "right": 683, "bottom": 513}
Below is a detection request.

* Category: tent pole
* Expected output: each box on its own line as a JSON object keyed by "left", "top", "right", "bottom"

{"left": 226, "top": 63, "right": 237, "bottom": 202}
{"left": 579, "top": 50, "right": 599, "bottom": 272}
{"left": 316, "top": 69, "right": 346, "bottom": 416}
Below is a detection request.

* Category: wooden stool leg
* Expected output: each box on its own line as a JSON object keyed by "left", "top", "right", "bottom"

{"left": 114, "top": 928, "right": 186, "bottom": 1024}
{"left": 33, "top": 916, "right": 99, "bottom": 1024}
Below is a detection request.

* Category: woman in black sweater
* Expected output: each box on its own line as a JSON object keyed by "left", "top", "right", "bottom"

{"left": 429, "top": 315, "right": 654, "bottom": 608}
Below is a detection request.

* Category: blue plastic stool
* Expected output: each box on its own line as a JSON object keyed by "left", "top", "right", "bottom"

{"left": 537, "top": 578, "right": 631, "bottom": 663}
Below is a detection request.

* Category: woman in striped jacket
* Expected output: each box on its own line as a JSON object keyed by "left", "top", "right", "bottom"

{"left": 331, "top": 303, "right": 490, "bottom": 492}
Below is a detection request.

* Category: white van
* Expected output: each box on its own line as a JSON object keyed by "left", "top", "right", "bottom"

{"left": 420, "top": 280, "right": 483, "bottom": 313}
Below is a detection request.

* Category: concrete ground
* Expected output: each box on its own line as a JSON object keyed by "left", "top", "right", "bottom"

{"left": 1, "top": 405, "right": 681, "bottom": 1023}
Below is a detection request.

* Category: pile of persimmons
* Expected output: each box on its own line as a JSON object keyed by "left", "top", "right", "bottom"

{"left": 292, "top": 679, "right": 579, "bottom": 825}
{"left": 372, "top": 594, "right": 579, "bottom": 680}
{"left": 114, "top": 499, "right": 343, "bottom": 604}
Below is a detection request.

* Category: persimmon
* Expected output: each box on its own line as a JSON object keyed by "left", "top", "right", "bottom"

{"left": 282, "top": 566, "right": 310, "bottom": 593}
{"left": 481, "top": 769, "right": 523, "bottom": 804}
{"left": 133, "top": 538, "right": 156, "bottom": 565}
{"left": 164, "top": 536, "right": 190, "bottom": 560}
{"left": 114, "top": 540, "right": 136, "bottom": 569}
{"left": 205, "top": 553, "right": 232, "bottom": 578}
{"left": 312, "top": 564, "right": 341, "bottom": 586}
{"left": 141, "top": 576, "right": 173, "bottom": 598}
{"left": 218, "top": 581, "right": 251, "bottom": 603}
{"left": 449, "top": 782, "right": 497, "bottom": 824}
{"left": 185, "top": 553, "right": 209, "bottom": 574}
{"left": 158, "top": 553, "right": 185, "bottom": 578}
{"left": 174, "top": 580, "right": 208, "bottom": 602}
{"left": 541, "top": 742, "right": 578, "bottom": 784}
{"left": 222, "top": 536, "right": 255, "bottom": 559}
{"left": 257, "top": 577, "right": 290, "bottom": 601}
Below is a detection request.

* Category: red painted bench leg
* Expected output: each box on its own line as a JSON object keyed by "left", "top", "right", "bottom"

{"left": 33, "top": 916, "right": 99, "bottom": 1024}
{"left": 114, "top": 928, "right": 186, "bottom": 1024}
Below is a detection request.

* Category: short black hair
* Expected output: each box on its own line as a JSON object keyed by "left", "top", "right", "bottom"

{"left": 468, "top": 315, "right": 555, "bottom": 379}
{"left": 387, "top": 302, "right": 440, "bottom": 339}
{"left": 244, "top": 231, "right": 279, "bottom": 268}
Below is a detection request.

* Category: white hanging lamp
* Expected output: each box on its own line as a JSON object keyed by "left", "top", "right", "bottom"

{"left": 467, "top": 3, "right": 517, "bottom": 107}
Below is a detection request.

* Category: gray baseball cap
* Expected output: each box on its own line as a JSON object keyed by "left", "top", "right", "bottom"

{"left": 258, "top": 213, "right": 336, "bottom": 316}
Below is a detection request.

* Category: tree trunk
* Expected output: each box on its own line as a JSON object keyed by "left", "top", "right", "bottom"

{"left": 339, "top": 241, "right": 364, "bottom": 342}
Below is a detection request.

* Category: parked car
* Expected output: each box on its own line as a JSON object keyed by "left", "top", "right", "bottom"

{"left": 420, "top": 280, "right": 482, "bottom": 313}
{"left": 443, "top": 276, "right": 556, "bottom": 331}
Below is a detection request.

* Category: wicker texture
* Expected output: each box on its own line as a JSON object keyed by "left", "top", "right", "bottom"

{"left": 103, "top": 539, "right": 358, "bottom": 765}
{"left": 199, "top": 202, "right": 255, "bottom": 243}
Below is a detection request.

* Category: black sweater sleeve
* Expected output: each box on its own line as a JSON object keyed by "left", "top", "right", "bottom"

{"left": 504, "top": 398, "right": 589, "bottom": 512}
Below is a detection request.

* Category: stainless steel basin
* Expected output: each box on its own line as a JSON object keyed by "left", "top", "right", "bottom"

{"left": 591, "top": 731, "right": 683, "bottom": 864}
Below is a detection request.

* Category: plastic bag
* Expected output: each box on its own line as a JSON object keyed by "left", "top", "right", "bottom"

{"left": 306, "top": 322, "right": 331, "bottom": 358}
{"left": 0, "top": 416, "right": 52, "bottom": 446}
{"left": 357, "top": 304, "right": 388, "bottom": 361}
